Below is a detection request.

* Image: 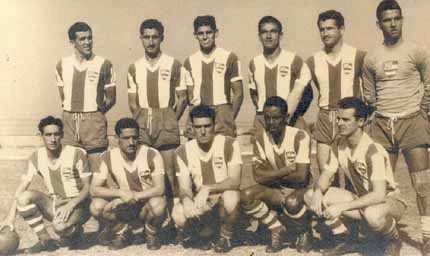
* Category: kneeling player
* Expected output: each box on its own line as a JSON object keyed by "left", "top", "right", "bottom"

{"left": 90, "top": 118, "right": 166, "bottom": 250}
{"left": 0, "top": 116, "right": 91, "bottom": 253}
{"left": 171, "top": 105, "right": 242, "bottom": 252}
{"left": 305, "top": 97, "right": 406, "bottom": 256}
{"left": 241, "top": 96, "right": 312, "bottom": 253}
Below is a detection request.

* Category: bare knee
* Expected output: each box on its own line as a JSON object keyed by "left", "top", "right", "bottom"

{"left": 240, "top": 186, "right": 257, "bottom": 205}
{"left": 90, "top": 198, "right": 108, "bottom": 218}
{"left": 16, "top": 190, "right": 38, "bottom": 206}
{"left": 221, "top": 190, "right": 240, "bottom": 213}
{"left": 363, "top": 207, "right": 385, "bottom": 230}
{"left": 304, "top": 189, "right": 314, "bottom": 207}
{"left": 171, "top": 202, "right": 186, "bottom": 227}
{"left": 147, "top": 197, "right": 167, "bottom": 217}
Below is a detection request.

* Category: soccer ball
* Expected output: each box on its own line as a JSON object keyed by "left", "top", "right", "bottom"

{"left": 0, "top": 227, "right": 19, "bottom": 255}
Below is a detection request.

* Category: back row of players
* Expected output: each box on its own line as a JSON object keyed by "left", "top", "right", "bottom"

{"left": 1, "top": 0, "right": 430, "bottom": 255}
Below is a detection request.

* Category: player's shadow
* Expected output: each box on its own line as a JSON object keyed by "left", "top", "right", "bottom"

{"left": 398, "top": 223, "right": 422, "bottom": 250}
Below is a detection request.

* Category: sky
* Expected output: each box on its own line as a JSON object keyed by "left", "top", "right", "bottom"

{"left": 0, "top": 0, "right": 428, "bottom": 135}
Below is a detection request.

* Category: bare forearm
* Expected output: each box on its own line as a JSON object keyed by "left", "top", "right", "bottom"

{"left": 254, "top": 167, "right": 292, "bottom": 184}
{"left": 314, "top": 171, "right": 332, "bottom": 193}
{"left": 342, "top": 192, "right": 384, "bottom": 212}
{"left": 207, "top": 178, "right": 240, "bottom": 194}
{"left": 70, "top": 183, "right": 90, "bottom": 208}
{"left": 231, "top": 93, "right": 243, "bottom": 119}
{"left": 134, "top": 186, "right": 164, "bottom": 201}
{"left": 91, "top": 186, "right": 124, "bottom": 200}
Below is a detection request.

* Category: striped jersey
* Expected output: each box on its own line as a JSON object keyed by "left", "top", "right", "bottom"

{"left": 184, "top": 47, "right": 243, "bottom": 106}
{"left": 307, "top": 44, "right": 366, "bottom": 109}
{"left": 94, "top": 145, "right": 164, "bottom": 191}
{"left": 175, "top": 135, "right": 242, "bottom": 191}
{"left": 22, "top": 145, "right": 91, "bottom": 198}
{"left": 56, "top": 54, "right": 116, "bottom": 112}
{"left": 128, "top": 53, "right": 190, "bottom": 109}
{"left": 326, "top": 132, "right": 397, "bottom": 197}
{"left": 253, "top": 126, "right": 311, "bottom": 173}
{"left": 249, "top": 49, "right": 311, "bottom": 111}
{"left": 362, "top": 40, "right": 430, "bottom": 115}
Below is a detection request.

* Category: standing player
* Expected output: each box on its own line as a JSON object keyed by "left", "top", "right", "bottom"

{"left": 171, "top": 105, "right": 242, "bottom": 253}
{"left": 307, "top": 10, "right": 366, "bottom": 180}
{"left": 0, "top": 116, "right": 91, "bottom": 253}
{"left": 305, "top": 97, "right": 405, "bottom": 256}
{"left": 362, "top": 1, "right": 430, "bottom": 253}
{"left": 184, "top": 15, "right": 243, "bottom": 138}
{"left": 241, "top": 96, "right": 312, "bottom": 253}
{"left": 127, "top": 19, "right": 189, "bottom": 203}
{"left": 90, "top": 118, "right": 166, "bottom": 250}
{"left": 249, "top": 16, "right": 312, "bottom": 133}
{"left": 56, "top": 22, "right": 116, "bottom": 173}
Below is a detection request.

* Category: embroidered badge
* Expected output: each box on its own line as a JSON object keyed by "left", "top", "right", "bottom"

{"left": 160, "top": 69, "right": 170, "bottom": 80}
{"left": 383, "top": 60, "right": 398, "bottom": 77}
{"left": 215, "top": 62, "right": 226, "bottom": 74}
{"left": 213, "top": 156, "right": 224, "bottom": 169}
{"left": 279, "top": 66, "right": 289, "bottom": 77}
{"left": 343, "top": 62, "right": 352, "bottom": 75}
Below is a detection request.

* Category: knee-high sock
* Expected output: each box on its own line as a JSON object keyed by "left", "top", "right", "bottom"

{"left": 243, "top": 200, "right": 282, "bottom": 230}
{"left": 17, "top": 203, "right": 50, "bottom": 240}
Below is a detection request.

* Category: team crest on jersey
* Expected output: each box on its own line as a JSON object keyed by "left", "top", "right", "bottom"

{"left": 383, "top": 60, "right": 398, "bottom": 77}
{"left": 213, "top": 156, "right": 224, "bottom": 169}
{"left": 160, "top": 69, "right": 170, "bottom": 80}
{"left": 87, "top": 70, "right": 99, "bottom": 83}
{"left": 61, "top": 167, "right": 76, "bottom": 179}
{"left": 279, "top": 66, "right": 289, "bottom": 77}
{"left": 215, "top": 62, "right": 226, "bottom": 74}
{"left": 343, "top": 63, "right": 353, "bottom": 75}
{"left": 353, "top": 161, "right": 367, "bottom": 175}
{"left": 285, "top": 151, "right": 296, "bottom": 164}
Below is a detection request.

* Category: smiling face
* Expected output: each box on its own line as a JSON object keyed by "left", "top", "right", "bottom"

{"left": 71, "top": 30, "right": 93, "bottom": 59}
{"left": 378, "top": 9, "right": 403, "bottom": 43}
{"left": 259, "top": 22, "right": 282, "bottom": 51}
{"left": 41, "top": 124, "right": 63, "bottom": 153}
{"left": 194, "top": 25, "right": 217, "bottom": 52}
{"left": 141, "top": 28, "right": 163, "bottom": 57}
{"left": 318, "top": 19, "right": 344, "bottom": 49}
{"left": 117, "top": 128, "right": 139, "bottom": 156}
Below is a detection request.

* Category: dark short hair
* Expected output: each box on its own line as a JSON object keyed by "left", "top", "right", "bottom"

{"left": 68, "top": 22, "right": 92, "bottom": 40}
{"left": 263, "top": 96, "right": 288, "bottom": 116}
{"left": 38, "top": 116, "right": 63, "bottom": 134}
{"left": 193, "top": 15, "right": 217, "bottom": 32}
{"left": 376, "top": 0, "right": 402, "bottom": 21}
{"left": 139, "top": 19, "right": 164, "bottom": 36}
{"left": 258, "top": 16, "right": 282, "bottom": 33}
{"left": 190, "top": 105, "right": 216, "bottom": 124}
{"left": 115, "top": 118, "right": 139, "bottom": 136}
{"left": 317, "top": 10, "right": 344, "bottom": 28}
{"left": 338, "top": 97, "right": 368, "bottom": 120}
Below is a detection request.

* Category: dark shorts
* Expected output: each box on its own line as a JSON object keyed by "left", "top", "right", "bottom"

{"left": 313, "top": 109, "right": 337, "bottom": 145}
{"left": 53, "top": 196, "right": 91, "bottom": 226}
{"left": 134, "top": 107, "right": 180, "bottom": 150}
{"left": 62, "top": 111, "right": 108, "bottom": 151}
{"left": 185, "top": 104, "right": 236, "bottom": 138}
{"left": 369, "top": 111, "right": 430, "bottom": 153}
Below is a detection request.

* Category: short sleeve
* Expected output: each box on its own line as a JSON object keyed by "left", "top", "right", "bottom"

{"left": 175, "top": 64, "right": 191, "bottom": 91}
{"left": 295, "top": 61, "right": 312, "bottom": 88}
{"left": 127, "top": 64, "right": 137, "bottom": 93}
{"left": 75, "top": 149, "right": 91, "bottom": 178}
{"left": 21, "top": 159, "right": 38, "bottom": 183}
{"left": 227, "top": 140, "right": 243, "bottom": 166}
{"left": 294, "top": 131, "right": 311, "bottom": 164}
{"left": 149, "top": 148, "right": 165, "bottom": 176}
{"left": 93, "top": 160, "right": 109, "bottom": 181}
{"left": 227, "top": 53, "right": 243, "bottom": 83}
{"left": 175, "top": 154, "right": 190, "bottom": 177}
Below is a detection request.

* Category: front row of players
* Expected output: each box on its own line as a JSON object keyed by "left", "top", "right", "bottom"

{"left": 0, "top": 97, "right": 405, "bottom": 255}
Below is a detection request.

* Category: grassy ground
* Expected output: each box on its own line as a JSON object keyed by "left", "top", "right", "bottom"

{"left": 0, "top": 153, "right": 423, "bottom": 255}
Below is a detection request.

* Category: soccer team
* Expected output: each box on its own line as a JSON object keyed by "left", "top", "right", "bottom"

{"left": 1, "top": 1, "right": 430, "bottom": 255}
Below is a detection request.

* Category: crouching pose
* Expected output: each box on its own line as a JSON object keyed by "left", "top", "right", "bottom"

{"left": 241, "top": 96, "right": 313, "bottom": 253}
{"left": 0, "top": 116, "right": 92, "bottom": 253}
{"left": 90, "top": 118, "right": 166, "bottom": 250}
{"left": 172, "top": 105, "right": 242, "bottom": 252}
{"left": 305, "top": 97, "right": 406, "bottom": 256}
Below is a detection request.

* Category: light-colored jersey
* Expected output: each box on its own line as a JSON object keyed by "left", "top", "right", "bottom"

{"left": 362, "top": 40, "right": 430, "bottom": 115}
{"left": 307, "top": 44, "right": 366, "bottom": 109}
{"left": 94, "top": 145, "right": 164, "bottom": 192}
{"left": 253, "top": 126, "right": 311, "bottom": 172}
{"left": 22, "top": 145, "right": 91, "bottom": 198}
{"left": 326, "top": 132, "right": 397, "bottom": 197}
{"left": 249, "top": 49, "right": 311, "bottom": 111}
{"left": 175, "top": 135, "right": 242, "bottom": 191}
{"left": 56, "top": 54, "right": 116, "bottom": 112}
{"left": 127, "top": 53, "right": 190, "bottom": 109}
{"left": 184, "top": 47, "right": 242, "bottom": 106}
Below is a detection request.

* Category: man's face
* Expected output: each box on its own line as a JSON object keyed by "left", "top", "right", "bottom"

{"left": 193, "top": 117, "right": 215, "bottom": 146}
{"left": 71, "top": 30, "right": 93, "bottom": 58}
{"left": 318, "top": 19, "right": 344, "bottom": 48}
{"left": 41, "top": 125, "right": 63, "bottom": 152}
{"left": 259, "top": 22, "right": 282, "bottom": 50}
{"left": 263, "top": 106, "right": 286, "bottom": 136}
{"left": 141, "top": 28, "right": 163, "bottom": 57}
{"left": 337, "top": 108, "right": 363, "bottom": 137}
{"left": 117, "top": 128, "right": 138, "bottom": 156}
{"left": 194, "top": 25, "right": 217, "bottom": 51}
{"left": 377, "top": 9, "right": 403, "bottom": 41}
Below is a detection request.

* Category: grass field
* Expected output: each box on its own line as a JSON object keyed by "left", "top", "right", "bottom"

{"left": 0, "top": 153, "right": 424, "bottom": 255}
